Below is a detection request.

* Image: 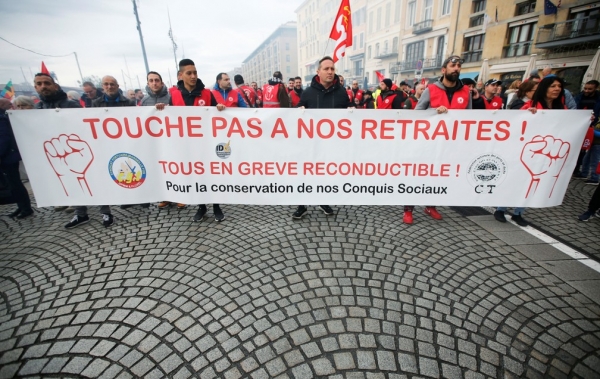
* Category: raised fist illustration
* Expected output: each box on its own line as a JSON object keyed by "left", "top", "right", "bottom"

{"left": 520, "top": 135, "right": 570, "bottom": 198}
{"left": 44, "top": 134, "right": 94, "bottom": 196}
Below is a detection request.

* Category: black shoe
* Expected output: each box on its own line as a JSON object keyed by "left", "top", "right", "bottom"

{"left": 140, "top": 203, "right": 150, "bottom": 208}
{"left": 511, "top": 215, "right": 528, "bottom": 227}
{"left": 193, "top": 205, "right": 207, "bottom": 222}
{"left": 292, "top": 206, "right": 308, "bottom": 219}
{"left": 65, "top": 215, "right": 90, "bottom": 229}
{"left": 493, "top": 210, "right": 506, "bottom": 223}
{"left": 120, "top": 204, "right": 134, "bottom": 209}
{"left": 213, "top": 205, "right": 224, "bottom": 222}
{"left": 16, "top": 209, "right": 33, "bottom": 219}
{"left": 319, "top": 205, "right": 334, "bottom": 215}
{"left": 102, "top": 213, "right": 114, "bottom": 227}
{"left": 8, "top": 209, "right": 21, "bottom": 218}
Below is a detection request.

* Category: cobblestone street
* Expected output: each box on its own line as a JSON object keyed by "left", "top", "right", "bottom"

{"left": 1, "top": 179, "right": 599, "bottom": 378}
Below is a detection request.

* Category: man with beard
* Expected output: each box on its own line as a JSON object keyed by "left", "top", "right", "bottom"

{"left": 403, "top": 55, "right": 472, "bottom": 225}
{"left": 292, "top": 56, "right": 350, "bottom": 219}
{"left": 289, "top": 76, "right": 303, "bottom": 107}
{"left": 34, "top": 73, "right": 82, "bottom": 216}
{"left": 234, "top": 74, "right": 256, "bottom": 108}
{"left": 262, "top": 71, "right": 290, "bottom": 108}
{"left": 212, "top": 73, "right": 248, "bottom": 108}
{"left": 251, "top": 81, "right": 262, "bottom": 107}
{"left": 376, "top": 79, "right": 404, "bottom": 109}
{"left": 348, "top": 80, "right": 364, "bottom": 105}
{"left": 473, "top": 79, "right": 503, "bottom": 110}
{"left": 161, "top": 59, "right": 226, "bottom": 222}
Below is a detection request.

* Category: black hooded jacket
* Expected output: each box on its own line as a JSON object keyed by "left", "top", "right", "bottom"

{"left": 297, "top": 74, "right": 351, "bottom": 109}
{"left": 169, "top": 80, "right": 217, "bottom": 106}
{"left": 35, "top": 89, "right": 81, "bottom": 109}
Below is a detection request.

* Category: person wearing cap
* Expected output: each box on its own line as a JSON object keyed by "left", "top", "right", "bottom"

{"left": 376, "top": 79, "right": 404, "bottom": 109}
{"left": 362, "top": 90, "right": 375, "bottom": 109}
{"left": 408, "top": 55, "right": 472, "bottom": 224}
{"left": 475, "top": 79, "right": 504, "bottom": 110}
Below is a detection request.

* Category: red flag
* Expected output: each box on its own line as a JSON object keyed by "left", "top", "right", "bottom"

{"left": 375, "top": 71, "right": 385, "bottom": 83}
{"left": 41, "top": 62, "right": 50, "bottom": 75}
{"left": 421, "top": 78, "right": 427, "bottom": 86}
{"left": 329, "top": 0, "right": 352, "bottom": 63}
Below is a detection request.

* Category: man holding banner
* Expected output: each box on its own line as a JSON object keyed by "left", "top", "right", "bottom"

{"left": 292, "top": 56, "right": 350, "bottom": 219}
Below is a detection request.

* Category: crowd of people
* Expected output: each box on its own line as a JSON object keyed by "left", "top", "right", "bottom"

{"left": 1, "top": 55, "right": 599, "bottom": 229}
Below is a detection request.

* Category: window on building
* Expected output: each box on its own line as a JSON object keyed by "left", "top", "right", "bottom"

{"left": 377, "top": 7, "right": 382, "bottom": 30}
{"left": 406, "top": 41, "right": 424, "bottom": 66}
{"left": 384, "top": 40, "right": 389, "bottom": 54}
{"left": 424, "top": 0, "right": 433, "bottom": 20}
{"left": 515, "top": 1, "right": 536, "bottom": 16}
{"left": 407, "top": 2, "right": 416, "bottom": 26}
{"left": 286, "top": 55, "right": 290, "bottom": 62}
{"left": 463, "top": 34, "right": 485, "bottom": 62}
{"left": 375, "top": 43, "right": 380, "bottom": 57}
{"left": 385, "top": 3, "right": 391, "bottom": 27}
{"left": 437, "top": 36, "right": 445, "bottom": 60}
{"left": 369, "top": 11, "right": 373, "bottom": 33}
{"left": 505, "top": 22, "right": 536, "bottom": 57}
{"left": 353, "top": 60, "right": 363, "bottom": 77}
{"left": 360, "top": 33, "right": 364, "bottom": 48}
{"left": 287, "top": 66, "right": 291, "bottom": 73}
{"left": 395, "top": 1, "right": 401, "bottom": 23}
{"left": 470, "top": 14, "right": 485, "bottom": 27}
{"left": 286, "top": 43, "right": 290, "bottom": 51}
{"left": 441, "top": 0, "right": 452, "bottom": 16}
{"left": 392, "top": 37, "right": 399, "bottom": 53}
{"left": 472, "top": 0, "right": 487, "bottom": 13}
{"left": 368, "top": 45, "right": 372, "bottom": 59}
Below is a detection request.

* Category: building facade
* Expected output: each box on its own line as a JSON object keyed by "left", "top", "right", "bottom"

{"left": 241, "top": 22, "right": 298, "bottom": 86}
{"left": 454, "top": 0, "right": 599, "bottom": 92}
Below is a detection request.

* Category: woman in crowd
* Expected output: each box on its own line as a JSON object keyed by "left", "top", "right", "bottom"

{"left": 507, "top": 80, "right": 537, "bottom": 110}
{"left": 13, "top": 96, "right": 35, "bottom": 110}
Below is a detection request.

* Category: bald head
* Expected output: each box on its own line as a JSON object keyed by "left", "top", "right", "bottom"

{"left": 101, "top": 76, "right": 119, "bottom": 96}
{"left": 0, "top": 98, "right": 12, "bottom": 111}
{"left": 541, "top": 67, "right": 552, "bottom": 77}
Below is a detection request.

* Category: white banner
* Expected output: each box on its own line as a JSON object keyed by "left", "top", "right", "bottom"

{"left": 8, "top": 107, "right": 590, "bottom": 207}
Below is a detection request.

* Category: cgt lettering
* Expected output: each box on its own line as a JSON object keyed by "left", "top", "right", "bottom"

{"left": 475, "top": 185, "right": 496, "bottom": 194}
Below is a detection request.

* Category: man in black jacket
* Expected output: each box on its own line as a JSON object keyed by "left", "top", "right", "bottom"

{"left": 34, "top": 73, "right": 81, "bottom": 110}
{"left": 292, "top": 56, "right": 350, "bottom": 219}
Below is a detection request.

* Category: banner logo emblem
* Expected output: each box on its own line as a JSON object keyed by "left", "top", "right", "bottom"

{"left": 467, "top": 154, "right": 507, "bottom": 192}
{"left": 216, "top": 141, "right": 232, "bottom": 159}
{"left": 108, "top": 153, "right": 146, "bottom": 189}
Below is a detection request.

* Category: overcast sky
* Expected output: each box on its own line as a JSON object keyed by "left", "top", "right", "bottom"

{"left": 0, "top": 0, "right": 304, "bottom": 89}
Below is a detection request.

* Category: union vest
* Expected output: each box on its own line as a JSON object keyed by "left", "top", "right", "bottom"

{"left": 211, "top": 89, "right": 240, "bottom": 107}
{"left": 482, "top": 95, "right": 503, "bottom": 110}
{"left": 520, "top": 100, "right": 567, "bottom": 110}
{"left": 169, "top": 87, "right": 212, "bottom": 106}
{"left": 262, "top": 84, "right": 282, "bottom": 108}
{"left": 376, "top": 93, "right": 398, "bottom": 109}
{"left": 428, "top": 84, "right": 470, "bottom": 109}
{"left": 239, "top": 85, "right": 256, "bottom": 107}
{"left": 349, "top": 89, "right": 364, "bottom": 103}
{"left": 290, "top": 90, "right": 302, "bottom": 107}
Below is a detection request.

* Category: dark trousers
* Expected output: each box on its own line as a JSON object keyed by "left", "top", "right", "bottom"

{"left": 589, "top": 185, "right": 600, "bottom": 213}
{"left": 2, "top": 162, "right": 31, "bottom": 211}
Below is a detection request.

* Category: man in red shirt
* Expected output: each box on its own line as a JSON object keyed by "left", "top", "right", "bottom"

{"left": 348, "top": 80, "right": 364, "bottom": 104}
{"left": 478, "top": 79, "right": 503, "bottom": 110}
{"left": 289, "top": 77, "right": 303, "bottom": 107}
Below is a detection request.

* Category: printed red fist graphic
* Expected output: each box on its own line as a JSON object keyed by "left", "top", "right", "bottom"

{"left": 520, "top": 135, "right": 570, "bottom": 198}
{"left": 44, "top": 134, "right": 94, "bottom": 196}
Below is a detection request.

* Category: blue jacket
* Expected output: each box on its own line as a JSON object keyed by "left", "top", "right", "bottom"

{"left": 212, "top": 84, "right": 248, "bottom": 107}
{"left": 0, "top": 111, "right": 21, "bottom": 168}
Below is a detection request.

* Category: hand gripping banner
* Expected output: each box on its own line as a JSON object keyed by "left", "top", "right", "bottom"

{"left": 8, "top": 107, "right": 590, "bottom": 207}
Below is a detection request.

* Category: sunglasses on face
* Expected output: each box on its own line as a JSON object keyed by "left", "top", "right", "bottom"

{"left": 445, "top": 57, "right": 465, "bottom": 65}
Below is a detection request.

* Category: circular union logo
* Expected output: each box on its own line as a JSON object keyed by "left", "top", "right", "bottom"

{"left": 467, "top": 154, "right": 507, "bottom": 187}
{"left": 198, "top": 99, "right": 206, "bottom": 106}
{"left": 108, "top": 153, "right": 146, "bottom": 189}
{"left": 216, "top": 141, "right": 231, "bottom": 159}
{"left": 385, "top": 99, "right": 390, "bottom": 103}
{"left": 457, "top": 97, "right": 465, "bottom": 104}
{"left": 493, "top": 102, "right": 498, "bottom": 107}
{"left": 228, "top": 97, "right": 234, "bottom": 102}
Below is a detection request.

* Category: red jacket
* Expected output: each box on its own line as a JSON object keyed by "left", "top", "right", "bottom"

{"left": 482, "top": 95, "right": 503, "bottom": 110}
{"left": 238, "top": 85, "right": 256, "bottom": 107}
{"left": 376, "top": 93, "right": 398, "bottom": 109}
{"left": 290, "top": 90, "right": 302, "bottom": 107}
{"left": 169, "top": 87, "right": 212, "bottom": 106}
{"left": 211, "top": 88, "right": 240, "bottom": 107}
{"left": 262, "top": 84, "right": 282, "bottom": 108}
{"left": 428, "top": 84, "right": 470, "bottom": 109}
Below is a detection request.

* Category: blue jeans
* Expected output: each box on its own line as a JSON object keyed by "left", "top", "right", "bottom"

{"left": 581, "top": 145, "right": 600, "bottom": 182}
{"left": 497, "top": 207, "right": 525, "bottom": 215}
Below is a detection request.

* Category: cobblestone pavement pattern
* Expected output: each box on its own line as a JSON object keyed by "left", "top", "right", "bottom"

{"left": 0, "top": 179, "right": 599, "bottom": 379}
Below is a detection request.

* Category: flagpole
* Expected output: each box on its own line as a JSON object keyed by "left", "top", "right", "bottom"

{"left": 73, "top": 52, "right": 84, "bottom": 85}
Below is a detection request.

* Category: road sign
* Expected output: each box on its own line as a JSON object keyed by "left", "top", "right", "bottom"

{"left": 416, "top": 60, "right": 423, "bottom": 70}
